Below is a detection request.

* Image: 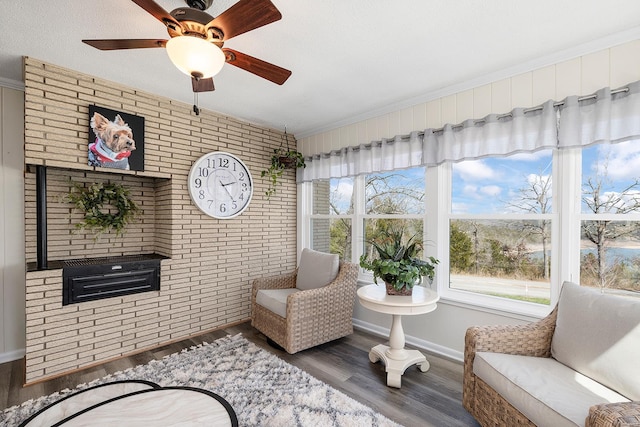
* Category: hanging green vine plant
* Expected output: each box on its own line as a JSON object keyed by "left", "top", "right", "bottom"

{"left": 261, "top": 129, "right": 306, "bottom": 199}
{"left": 67, "top": 181, "right": 140, "bottom": 238}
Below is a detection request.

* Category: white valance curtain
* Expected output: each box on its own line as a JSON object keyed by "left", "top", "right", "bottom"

{"left": 298, "top": 80, "right": 640, "bottom": 183}
{"left": 558, "top": 80, "right": 640, "bottom": 148}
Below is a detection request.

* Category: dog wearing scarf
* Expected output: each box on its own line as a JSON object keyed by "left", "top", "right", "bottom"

{"left": 88, "top": 112, "right": 136, "bottom": 170}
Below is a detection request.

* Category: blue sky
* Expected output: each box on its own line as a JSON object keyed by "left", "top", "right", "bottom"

{"left": 452, "top": 140, "right": 640, "bottom": 214}
{"left": 326, "top": 140, "right": 640, "bottom": 215}
{"left": 452, "top": 150, "right": 553, "bottom": 214}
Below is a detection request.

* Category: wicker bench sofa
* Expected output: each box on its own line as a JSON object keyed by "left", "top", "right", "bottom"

{"left": 463, "top": 281, "right": 640, "bottom": 427}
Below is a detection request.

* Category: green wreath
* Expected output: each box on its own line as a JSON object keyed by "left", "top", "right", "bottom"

{"left": 67, "top": 182, "right": 140, "bottom": 238}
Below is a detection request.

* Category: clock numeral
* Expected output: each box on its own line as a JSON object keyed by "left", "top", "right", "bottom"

{"left": 218, "top": 158, "right": 229, "bottom": 168}
{"left": 207, "top": 158, "right": 215, "bottom": 168}
{"left": 199, "top": 189, "right": 205, "bottom": 199}
{"left": 232, "top": 201, "right": 238, "bottom": 210}
{"left": 239, "top": 193, "right": 244, "bottom": 201}
{"left": 197, "top": 167, "right": 209, "bottom": 177}
{"left": 207, "top": 199, "right": 214, "bottom": 208}
{"left": 242, "top": 182, "right": 248, "bottom": 191}
{"left": 233, "top": 162, "right": 237, "bottom": 172}
{"left": 194, "top": 178, "right": 202, "bottom": 188}
{"left": 220, "top": 203, "right": 227, "bottom": 213}
{"left": 238, "top": 172, "right": 245, "bottom": 181}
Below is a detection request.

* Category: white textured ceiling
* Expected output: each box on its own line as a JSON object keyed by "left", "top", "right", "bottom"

{"left": 1, "top": 1, "right": 640, "bottom": 136}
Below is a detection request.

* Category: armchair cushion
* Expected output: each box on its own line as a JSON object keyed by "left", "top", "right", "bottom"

{"left": 295, "top": 248, "right": 339, "bottom": 291}
{"left": 475, "top": 352, "right": 629, "bottom": 427}
{"left": 551, "top": 281, "right": 640, "bottom": 401}
{"left": 255, "top": 288, "right": 300, "bottom": 318}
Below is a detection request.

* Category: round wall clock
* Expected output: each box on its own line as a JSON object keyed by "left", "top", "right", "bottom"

{"left": 188, "top": 151, "right": 254, "bottom": 219}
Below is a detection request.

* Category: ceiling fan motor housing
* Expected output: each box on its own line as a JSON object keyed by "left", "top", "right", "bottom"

{"left": 185, "top": 0, "right": 213, "bottom": 11}
{"left": 168, "top": 7, "right": 223, "bottom": 44}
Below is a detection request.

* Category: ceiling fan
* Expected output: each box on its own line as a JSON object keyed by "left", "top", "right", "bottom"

{"left": 82, "top": 0, "right": 292, "bottom": 93}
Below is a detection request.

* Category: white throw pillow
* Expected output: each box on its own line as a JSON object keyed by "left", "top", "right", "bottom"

{"left": 295, "top": 248, "right": 339, "bottom": 291}
{"left": 551, "top": 281, "right": 640, "bottom": 401}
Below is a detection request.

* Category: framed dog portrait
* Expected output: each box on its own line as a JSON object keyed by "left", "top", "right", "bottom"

{"left": 88, "top": 105, "right": 145, "bottom": 171}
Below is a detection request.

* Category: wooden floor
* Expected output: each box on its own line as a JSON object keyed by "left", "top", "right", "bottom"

{"left": 0, "top": 322, "right": 479, "bottom": 427}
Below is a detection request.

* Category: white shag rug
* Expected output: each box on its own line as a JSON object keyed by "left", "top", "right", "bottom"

{"left": 1, "top": 334, "right": 403, "bottom": 426}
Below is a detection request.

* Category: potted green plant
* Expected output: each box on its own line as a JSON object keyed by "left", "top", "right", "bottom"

{"left": 360, "top": 227, "right": 439, "bottom": 295}
{"left": 261, "top": 133, "right": 306, "bottom": 198}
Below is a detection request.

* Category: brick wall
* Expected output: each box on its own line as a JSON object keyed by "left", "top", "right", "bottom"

{"left": 311, "top": 180, "right": 331, "bottom": 252}
{"left": 23, "top": 58, "right": 297, "bottom": 382}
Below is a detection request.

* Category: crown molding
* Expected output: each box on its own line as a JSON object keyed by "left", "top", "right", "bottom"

{"left": 0, "top": 76, "right": 24, "bottom": 91}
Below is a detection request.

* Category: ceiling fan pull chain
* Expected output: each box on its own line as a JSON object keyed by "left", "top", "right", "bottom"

{"left": 193, "top": 92, "right": 200, "bottom": 115}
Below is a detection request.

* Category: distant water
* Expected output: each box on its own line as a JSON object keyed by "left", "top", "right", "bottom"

{"left": 531, "top": 247, "right": 640, "bottom": 264}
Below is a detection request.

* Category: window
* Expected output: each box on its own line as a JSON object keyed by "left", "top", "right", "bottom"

{"left": 448, "top": 151, "right": 554, "bottom": 306}
{"left": 363, "top": 168, "right": 426, "bottom": 267}
{"left": 308, "top": 168, "right": 426, "bottom": 265}
{"left": 580, "top": 140, "right": 640, "bottom": 294}
{"left": 310, "top": 178, "right": 354, "bottom": 261}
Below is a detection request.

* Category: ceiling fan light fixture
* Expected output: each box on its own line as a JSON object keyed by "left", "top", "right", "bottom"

{"left": 166, "top": 36, "right": 225, "bottom": 79}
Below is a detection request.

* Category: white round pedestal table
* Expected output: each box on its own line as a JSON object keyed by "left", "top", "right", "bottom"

{"left": 357, "top": 284, "right": 439, "bottom": 388}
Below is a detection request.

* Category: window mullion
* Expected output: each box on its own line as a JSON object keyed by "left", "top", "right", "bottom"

{"left": 556, "top": 148, "right": 581, "bottom": 296}
{"left": 353, "top": 174, "right": 366, "bottom": 268}
{"left": 427, "top": 164, "right": 446, "bottom": 291}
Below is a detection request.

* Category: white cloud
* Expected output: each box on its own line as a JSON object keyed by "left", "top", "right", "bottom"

{"left": 461, "top": 184, "right": 501, "bottom": 199}
{"left": 454, "top": 160, "right": 499, "bottom": 181}
{"left": 597, "top": 189, "right": 640, "bottom": 212}
{"left": 480, "top": 185, "right": 502, "bottom": 197}
{"left": 329, "top": 179, "right": 354, "bottom": 213}
{"left": 508, "top": 150, "right": 552, "bottom": 162}
{"left": 595, "top": 141, "right": 640, "bottom": 181}
{"left": 451, "top": 202, "right": 469, "bottom": 214}
{"left": 525, "top": 173, "right": 553, "bottom": 196}
{"left": 463, "top": 184, "right": 478, "bottom": 194}
{"left": 333, "top": 180, "right": 353, "bottom": 199}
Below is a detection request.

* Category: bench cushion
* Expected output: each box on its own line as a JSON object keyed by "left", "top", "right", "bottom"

{"left": 551, "top": 281, "right": 640, "bottom": 401}
{"left": 474, "top": 352, "right": 629, "bottom": 427}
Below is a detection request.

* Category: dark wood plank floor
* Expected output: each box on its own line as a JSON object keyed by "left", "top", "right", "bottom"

{"left": 0, "top": 322, "right": 479, "bottom": 427}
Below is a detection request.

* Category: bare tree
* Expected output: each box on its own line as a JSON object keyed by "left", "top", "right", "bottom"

{"left": 365, "top": 174, "right": 424, "bottom": 214}
{"left": 582, "top": 174, "right": 640, "bottom": 290}
{"left": 506, "top": 173, "right": 552, "bottom": 278}
{"left": 329, "top": 184, "right": 353, "bottom": 259}
{"left": 362, "top": 173, "right": 425, "bottom": 259}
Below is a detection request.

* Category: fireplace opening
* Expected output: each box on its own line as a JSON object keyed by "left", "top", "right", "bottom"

{"left": 62, "top": 254, "right": 163, "bottom": 305}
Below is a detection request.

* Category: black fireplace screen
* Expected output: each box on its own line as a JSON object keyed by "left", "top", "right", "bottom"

{"left": 62, "top": 255, "right": 161, "bottom": 305}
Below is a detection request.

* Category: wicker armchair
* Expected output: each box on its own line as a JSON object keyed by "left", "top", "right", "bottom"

{"left": 251, "top": 262, "right": 359, "bottom": 354}
{"left": 463, "top": 306, "right": 640, "bottom": 426}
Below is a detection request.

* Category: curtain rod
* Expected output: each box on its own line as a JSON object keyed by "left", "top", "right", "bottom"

{"left": 424, "top": 86, "right": 630, "bottom": 135}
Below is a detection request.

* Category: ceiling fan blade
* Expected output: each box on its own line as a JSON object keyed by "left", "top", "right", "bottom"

{"left": 131, "top": 0, "right": 182, "bottom": 29}
{"left": 83, "top": 39, "right": 167, "bottom": 50}
{"left": 223, "top": 49, "right": 291, "bottom": 85}
{"left": 208, "top": 0, "right": 281, "bottom": 41}
{"left": 192, "top": 77, "right": 215, "bottom": 92}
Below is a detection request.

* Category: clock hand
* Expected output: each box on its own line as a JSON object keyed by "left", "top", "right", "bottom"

{"left": 221, "top": 180, "right": 237, "bottom": 187}
{"left": 219, "top": 179, "right": 235, "bottom": 200}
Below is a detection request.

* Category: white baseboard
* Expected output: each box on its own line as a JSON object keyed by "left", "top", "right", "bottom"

{"left": 0, "top": 348, "right": 25, "bottom": 364}
{"left": 352, "top": 318, "right": 463, "bottom": 363}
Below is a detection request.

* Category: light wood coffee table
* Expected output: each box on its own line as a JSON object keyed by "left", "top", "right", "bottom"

{"left": 357, "top": 284, "right": 439, "bottom": 388}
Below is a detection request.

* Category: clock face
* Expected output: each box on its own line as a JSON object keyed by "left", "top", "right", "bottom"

{"left": 188, "top": 151, "right": 254, "bottom": 219}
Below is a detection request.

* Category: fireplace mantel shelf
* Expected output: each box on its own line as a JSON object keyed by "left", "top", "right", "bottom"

{"left": 27, "top": 253, "right": 170, "bottom": 272}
